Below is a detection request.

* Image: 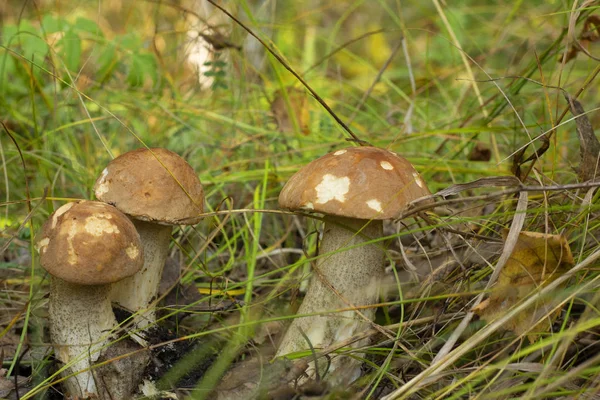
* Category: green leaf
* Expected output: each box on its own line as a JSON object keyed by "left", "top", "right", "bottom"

{"left": 0, "top": 26, "right": 19, "bottom": 83}
{"left": 74, "top": 17, "right": 102, "bottom": 37}
{"left": 96, "top": 43, "right": 117, "bottom": 83}
{"left": 127, "top": 52, "right": 157, "bottom": 87}
{"left": 59, "top": 29, "right": 81, "bottom": 72}
{"left": 1, "top": 24, "right": 19, "bottom": 44}
{"left": 127, "top": 53, "right": 144, "bottom": 86}
{"left": 41, "top": 15, "right": 64, "bottom": 34}
{"left": 119, "top": 33, "right": 142, "bottom": 51}
{"left": 16, "top": 21, "right": 49, "bottom": 62}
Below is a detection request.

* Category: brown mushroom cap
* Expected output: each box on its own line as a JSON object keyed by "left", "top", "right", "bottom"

{"left": 36, "top": 201, "right": 144, "bottom": 285}
{"left": 94, "top": 148, "right": 204, "bottom": 225}
{"left": 279, "top": 146, "right": 430, "bottom": 219}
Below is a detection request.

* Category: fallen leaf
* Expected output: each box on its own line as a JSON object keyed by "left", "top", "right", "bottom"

{"left": 473, "top": 230, "right": 574, "bottom": 342}
{"left": 0, "top": 368, "right": 30, "bottom": 399}
{"left": 271, "top": 88, "right": 310, "bottom": 135}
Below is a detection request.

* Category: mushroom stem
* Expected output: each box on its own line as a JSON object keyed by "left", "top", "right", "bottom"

{"left": 49, "top": 277, "right": 117, "bottom": 398}
{"left": 276, "top": 217, "right": 384, "bottom": 383}
{"left": 111, "top": 220, "right": 172, "bottom": 329}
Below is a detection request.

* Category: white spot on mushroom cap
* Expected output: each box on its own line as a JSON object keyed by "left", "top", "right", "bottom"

{"left": 301, "top": 202, "right": 314, "bottom": 210}
{"left": 366, "top": 199, "right": 382, "bottom": 212}
{"left": 84, "top": 216, "right": 120, "bottom": 236}
{"left": 96, "top": 212, "right": 112, "bottom": 219}
{"left": 333, "top": 150, "right": 347, "bottom": 156}
{"left": 125, "top": 243, "right": 140, "bottom": 259}
{"left": 380, "top": 161, "right": 393, "bottom": 170}
{"left": 413, "top": 172, "right": 424, "bottom": 188}
{"left": 315, "top": 174, "right": 350, "bottom": 204}
{"left": 95, "top": 168, "right": 110, "bottom": 196}
{"left": 52, "top": 202, "right": 75, "bottom": 229}
{"left": 35, "top": 237, "right": 50, "bottom": 253}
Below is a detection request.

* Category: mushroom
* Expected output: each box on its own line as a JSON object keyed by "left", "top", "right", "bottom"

{"left": 93, "top": 148, "right": 204, "bottom": 330}
{"left": 35, "top": 200, "right": 143, "bottom": 398}
{"left": 277, "top": 146, "right": 430, "bottom": 383}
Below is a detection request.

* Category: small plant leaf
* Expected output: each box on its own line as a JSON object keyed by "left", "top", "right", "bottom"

{"left": 74, "top": 17, "right": 102, "bottom": 37}
{"left": 96, "top": 43, "right": 117, "bottom": 83}
{"left": 119, "top": 32, "right": 142, "bottom": 51}
{"left": 473, "top": 230, "right": 574, "bottom": 342}
{"left": 41, "top": 15, "right": 64, "bottom": 34}
{"left": 59, "top": 29, "right": 81, "bottom": 73}
{"left": 127, "top": 52, "right": 157, "bottom": 87}
{"left": 17, "top": 21, "right": 49, "bottom": 62}
{"left": 271, "top": 87, "right": 310, "bottom": 135}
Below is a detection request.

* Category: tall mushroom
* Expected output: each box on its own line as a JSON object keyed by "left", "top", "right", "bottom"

{"left": 93, "top": 148, "right": 204, "bottom": 330}
{"left": 35, "top": 201, "right": 144, "bottom": 399}
{"left": 277, "top": 146, "right": 430, "bottom": 383}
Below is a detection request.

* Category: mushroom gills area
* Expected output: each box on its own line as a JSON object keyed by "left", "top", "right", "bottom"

{"left": 276, "top": 217, "right": 384, "bottom": 382}
{"left": 49, "top": 277, "right": 118, "bottom": 398}
{"left": 111, "top": 220, "right": 172, "bottom": 328}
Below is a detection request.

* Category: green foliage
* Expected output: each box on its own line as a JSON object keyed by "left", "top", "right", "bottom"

{"left": 0, "top": 13, "right": 158, "bottom": 99}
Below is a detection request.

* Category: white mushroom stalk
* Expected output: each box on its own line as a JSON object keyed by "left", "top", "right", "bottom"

{"left": 276, "top": 217, "right": 384, "bottom": 383}
{"left": 110, "top": 220, "right": 172, "bottom": 329}
{"left": 94, "top": 148, "right": 204, "bottom": 332}
{"left": 277, "top": 146, "right": 431, "bottom": 384}
{"left": 48, "top": 279, "right": 121, "bottom": 396}
{"left": 36, "top": 201, "right": 143, "bottom": 399}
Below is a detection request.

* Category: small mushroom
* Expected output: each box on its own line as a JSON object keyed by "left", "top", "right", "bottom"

{"left": 277, "top": 146, "right": 430, "bottom": 383}
{"left": 94, "top": 148, "right": 204, "bottom": 330}
{"left": 36, "top": 201, "right": 143, "bottom": 398}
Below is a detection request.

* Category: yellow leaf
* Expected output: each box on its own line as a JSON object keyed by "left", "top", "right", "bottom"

{"left": 271, "top": 87, "right": 310, "bottom": 135}
{"left": 473, "top": 230, "right": 574, "bottom": 342}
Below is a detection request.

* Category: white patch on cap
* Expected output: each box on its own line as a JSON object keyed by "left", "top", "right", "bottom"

{"left": 315, "top": 174, "right": 350, "bottom": 204}
{"left": 52, "top": 202, "right": 75, "bottom": 229}
{"left": 301, "top": 202, "right": 314, "bottom": 210}
{"left": 84, "top": 216, "right": 120, "bottom": 236}
{"left": 413, "top": 172, "right": 424, "bottom": 188}
{"left": 333, "top": 150, "right": 347, "bottom": 156}
{"left": 35, "top": 237, "right": 50, "bottom": 253}
{"left": 366, "top": 199, "right": 382, "bottom": 212}
{"left": 95, "top": 168, "right": 110, "bottom": 197}
{"left": 380, "top": 161, "right": 393, "bottom": 170}
{"left": 125, "top": 243, "right": 140, "bottom": 259}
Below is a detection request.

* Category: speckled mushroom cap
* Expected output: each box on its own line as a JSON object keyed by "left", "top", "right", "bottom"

{"left": 94, "top": 148, "right": 204, "bottom": 225}
{"left": 36, "top": 201, "right": 143, "bottom": 285}
{"left": 279, "top": 146, "right": 430, "bottom": 220}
